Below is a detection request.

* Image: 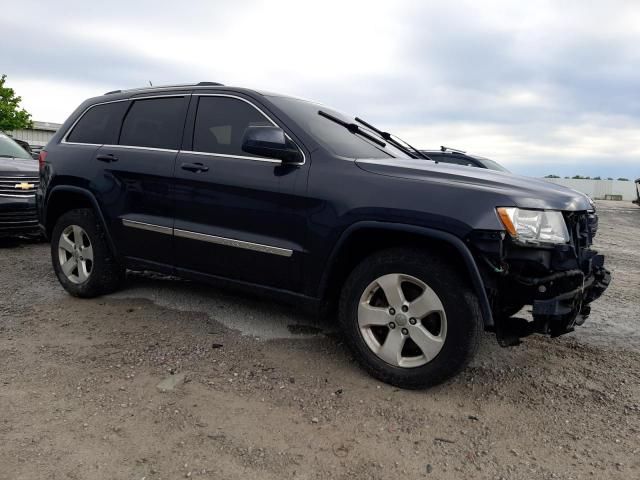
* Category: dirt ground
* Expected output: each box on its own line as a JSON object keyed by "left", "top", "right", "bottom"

{"left": 1, "top": 201, "right": 638, "bottom": 480}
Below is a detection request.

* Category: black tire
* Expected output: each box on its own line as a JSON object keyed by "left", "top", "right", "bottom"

{"left": 339, "top": 247, "right": 482, "bottom": 389}
{"left": 51, "top": 208, "right": 124, "bottom": 298}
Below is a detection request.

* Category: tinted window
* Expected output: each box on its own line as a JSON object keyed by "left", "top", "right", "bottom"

{"left": 267, "top": 96, "right": 412, "bottom": 160}
{"left": 67, "top": 101, "right": 128, "bottom": 145}
{"left": 120, "top": 97, "right": 185, "bottom": 150}
{"left": 193, "top": 97, "right": 272, "bottom": 156}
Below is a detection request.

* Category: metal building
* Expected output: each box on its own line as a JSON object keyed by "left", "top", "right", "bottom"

{"left": 7, "top": 121, "right": 61, "bottom": 150}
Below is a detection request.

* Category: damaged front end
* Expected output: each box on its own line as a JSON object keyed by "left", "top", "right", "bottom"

{"left": 470, "top": 208, "right": 611, "bottom": 346}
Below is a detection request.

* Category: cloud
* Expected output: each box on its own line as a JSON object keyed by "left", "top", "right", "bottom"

{"left": 1, "top": 0, "right": 639, "bottom": 177}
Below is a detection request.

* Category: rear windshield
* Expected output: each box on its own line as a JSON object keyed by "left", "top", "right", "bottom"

{"left": 0, "top": 133, "right": 32, "bottom": 159}
{"left": 267, "top": 96, "right": 412, "bottom": 160}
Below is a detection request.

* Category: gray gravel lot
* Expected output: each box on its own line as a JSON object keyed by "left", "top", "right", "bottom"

{"left": 1, "top": 200, "right": 638, "bottom": 479}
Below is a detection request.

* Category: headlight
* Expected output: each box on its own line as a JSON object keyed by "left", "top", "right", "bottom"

{"left": 497, "top": 207, "right": 570, "bottom": 245}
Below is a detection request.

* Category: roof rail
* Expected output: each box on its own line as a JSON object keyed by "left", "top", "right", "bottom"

{"left": 104, "top": 82, "right": 224, "bottom": 95}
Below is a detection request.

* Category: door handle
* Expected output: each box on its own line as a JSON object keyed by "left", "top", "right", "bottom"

{"left": 96, "top": 154, "right": 118, "bottom": 163}
{"left": 181, "top": 162, "right": 209, "bottom": 173}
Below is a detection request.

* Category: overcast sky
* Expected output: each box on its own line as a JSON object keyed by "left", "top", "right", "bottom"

{"left": 2, "top": 0, "right": 639, "bottom": 178}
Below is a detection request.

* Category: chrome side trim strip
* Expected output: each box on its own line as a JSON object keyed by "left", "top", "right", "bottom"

{"left": 174, "top": 228, "right": 293, "bottom": 257}
{"left": 121, "top": 219, "right": 293, "bottom": 257}
{"left": 122, "top": 219, "right": 173, "bottom": 235}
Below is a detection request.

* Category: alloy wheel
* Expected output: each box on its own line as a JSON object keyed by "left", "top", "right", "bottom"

{"left": 358, "top": 273, "right": 447, "bottom": 368}
{"left": 58, "top": 225, "right": 94, "bottom": 284}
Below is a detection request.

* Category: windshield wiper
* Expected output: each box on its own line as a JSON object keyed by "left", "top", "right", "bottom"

{"left": 355, "top": 117, "right": 433, "bottom": 161}
{"left": 318, "top": 110, "right": 386, "bottom": 147}
{"left": 0, "top": 154, "right": 16, "bottom": 158}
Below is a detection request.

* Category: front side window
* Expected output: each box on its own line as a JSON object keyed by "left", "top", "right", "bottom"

{"left": 119, "top": 97, "right": 185, "bottom": 150}
{"left": 66, "top": 101, "right": 128, "bottom": 145}
{"left": 193, "top": 96, "right": 272, "bottom": 156}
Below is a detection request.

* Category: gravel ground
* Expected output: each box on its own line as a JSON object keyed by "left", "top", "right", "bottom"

{"left": 1, "top": 200, "right": 638, "bottom": 479}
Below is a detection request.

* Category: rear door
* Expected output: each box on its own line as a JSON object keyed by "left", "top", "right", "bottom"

{"left": 172, "top": 93, "right": 308, "bottom": 289}
{"left": 95, "top": 95, "right": 190, "bottom": 266}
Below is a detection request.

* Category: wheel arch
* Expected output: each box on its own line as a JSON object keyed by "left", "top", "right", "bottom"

{"left": 44, "top": 186, "right": 118, "bottom": 258}
{"left": 319, "top": 221, "right": 494, "bottom": 328}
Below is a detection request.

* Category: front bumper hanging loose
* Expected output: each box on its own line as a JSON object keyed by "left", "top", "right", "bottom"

{"left": 511, "top": 254, "right": 610, "bottom": 337}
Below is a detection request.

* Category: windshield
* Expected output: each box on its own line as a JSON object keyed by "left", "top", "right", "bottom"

{"left": 267, "top": 96, "right": 412, "bottom": 160}
{"left": 0, "top": 133, "right": 32, "bottom": 159}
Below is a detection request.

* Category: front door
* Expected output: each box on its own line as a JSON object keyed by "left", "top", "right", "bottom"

{"left": 172, "top": 94, "right": 308, "bottom": 290}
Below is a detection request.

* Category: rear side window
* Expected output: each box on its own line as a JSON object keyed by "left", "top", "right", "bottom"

{"left": 120, "top": 97, "right": 185, "bottom": 150}
{"left": 193, "top": 96, "right": 272, "bottom": 156}
{"left": 66, "top": 102, "right": 128, "bottom": 145}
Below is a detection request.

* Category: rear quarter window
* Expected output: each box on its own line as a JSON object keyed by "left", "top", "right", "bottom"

{"left": 66, "top": 101, "right": 129, "bottom": 145}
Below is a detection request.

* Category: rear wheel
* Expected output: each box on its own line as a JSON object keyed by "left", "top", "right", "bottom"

{"left": 339, "top": 248, "right": 482, "bottom": 389}
{"left": 51, "top": 208, "right": 124, "bottom": 297}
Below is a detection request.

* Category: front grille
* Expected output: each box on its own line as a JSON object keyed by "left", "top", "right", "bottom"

{"left": 0, "top": 208, "right": 38, "bottom": 228}
{"left": 0, "top": 176, "right": 39, "bottom": 197}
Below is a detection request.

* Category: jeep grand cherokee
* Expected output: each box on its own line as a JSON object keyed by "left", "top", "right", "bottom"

{"left": 37, "top": 82, "right": 610, "bottom": 389}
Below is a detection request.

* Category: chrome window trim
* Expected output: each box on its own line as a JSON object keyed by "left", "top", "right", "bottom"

{"left": 61, "top": 98, "right": 129, "bottom": 145}
{"left": 103, "top": 144, "right": 179, "bottom": 154}
{"left": 61, "top": 94, "right": 188, "bottom": 146}
{"left": 183, "top": 150, "right": 282, "bottom": 164}
{"left": 192, "top": 93, "right": 306, "bottom": 166}
{"left": 174, "top": 228, "right": 293, "bottom": 257}
{"left": 60, "top": 92, "right": 306, "bottom": 166}
{"left": 122, "top": 219, "right": 173, "bottom": 235}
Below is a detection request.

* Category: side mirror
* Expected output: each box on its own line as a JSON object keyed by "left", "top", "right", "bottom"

{"left": 241, "top": 126, "right": 303, "bottom": 163}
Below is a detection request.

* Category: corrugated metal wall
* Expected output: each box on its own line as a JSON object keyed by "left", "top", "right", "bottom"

{"left": 543, "top": 178, "right": 638, "bottom": 201}
{"left": 7, "top": 121, "right": 61, "bottom": 148}
{"left": 8, "top": 128, "right": 55, "bottom": 146}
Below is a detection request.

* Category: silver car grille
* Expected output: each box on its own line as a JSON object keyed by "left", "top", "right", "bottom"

{"left": 0, "top": 176, "right": 39, "bottom": 198}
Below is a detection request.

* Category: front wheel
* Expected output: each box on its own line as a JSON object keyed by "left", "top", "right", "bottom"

{"left": 339, "top": 248, "right": 482, "bottom": 389}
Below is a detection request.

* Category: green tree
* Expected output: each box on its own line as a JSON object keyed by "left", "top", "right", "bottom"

{"left": 617, "top": 177, "right": 629, "bottom": 181}
{"left": 544, "top": 174, "right": 560, "bottom": 178}
{"left": 0, "top": 74, "right": 33, "bottom": 132}
{"left": 593, "top": 176, "right": 602, "bottom": 180}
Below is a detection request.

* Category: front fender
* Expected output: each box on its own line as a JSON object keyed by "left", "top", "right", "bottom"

{"left": 321, "top": 221, "right": 494, "bottom": 328}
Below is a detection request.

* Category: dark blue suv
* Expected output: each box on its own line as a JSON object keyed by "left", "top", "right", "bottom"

{"left": 37, "top": 83, "right": 610, "bottom": 388}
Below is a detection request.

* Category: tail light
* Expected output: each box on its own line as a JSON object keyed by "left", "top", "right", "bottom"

{"left": 38, "top": 150, "right": 48, "bottom": 171}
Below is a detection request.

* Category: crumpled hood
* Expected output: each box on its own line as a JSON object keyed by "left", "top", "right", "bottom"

{"left": 0, "top": 157, "right": 39, "bottom": 174}
{"left": 355, "top": 158, "right": 593, "bottom": 211}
